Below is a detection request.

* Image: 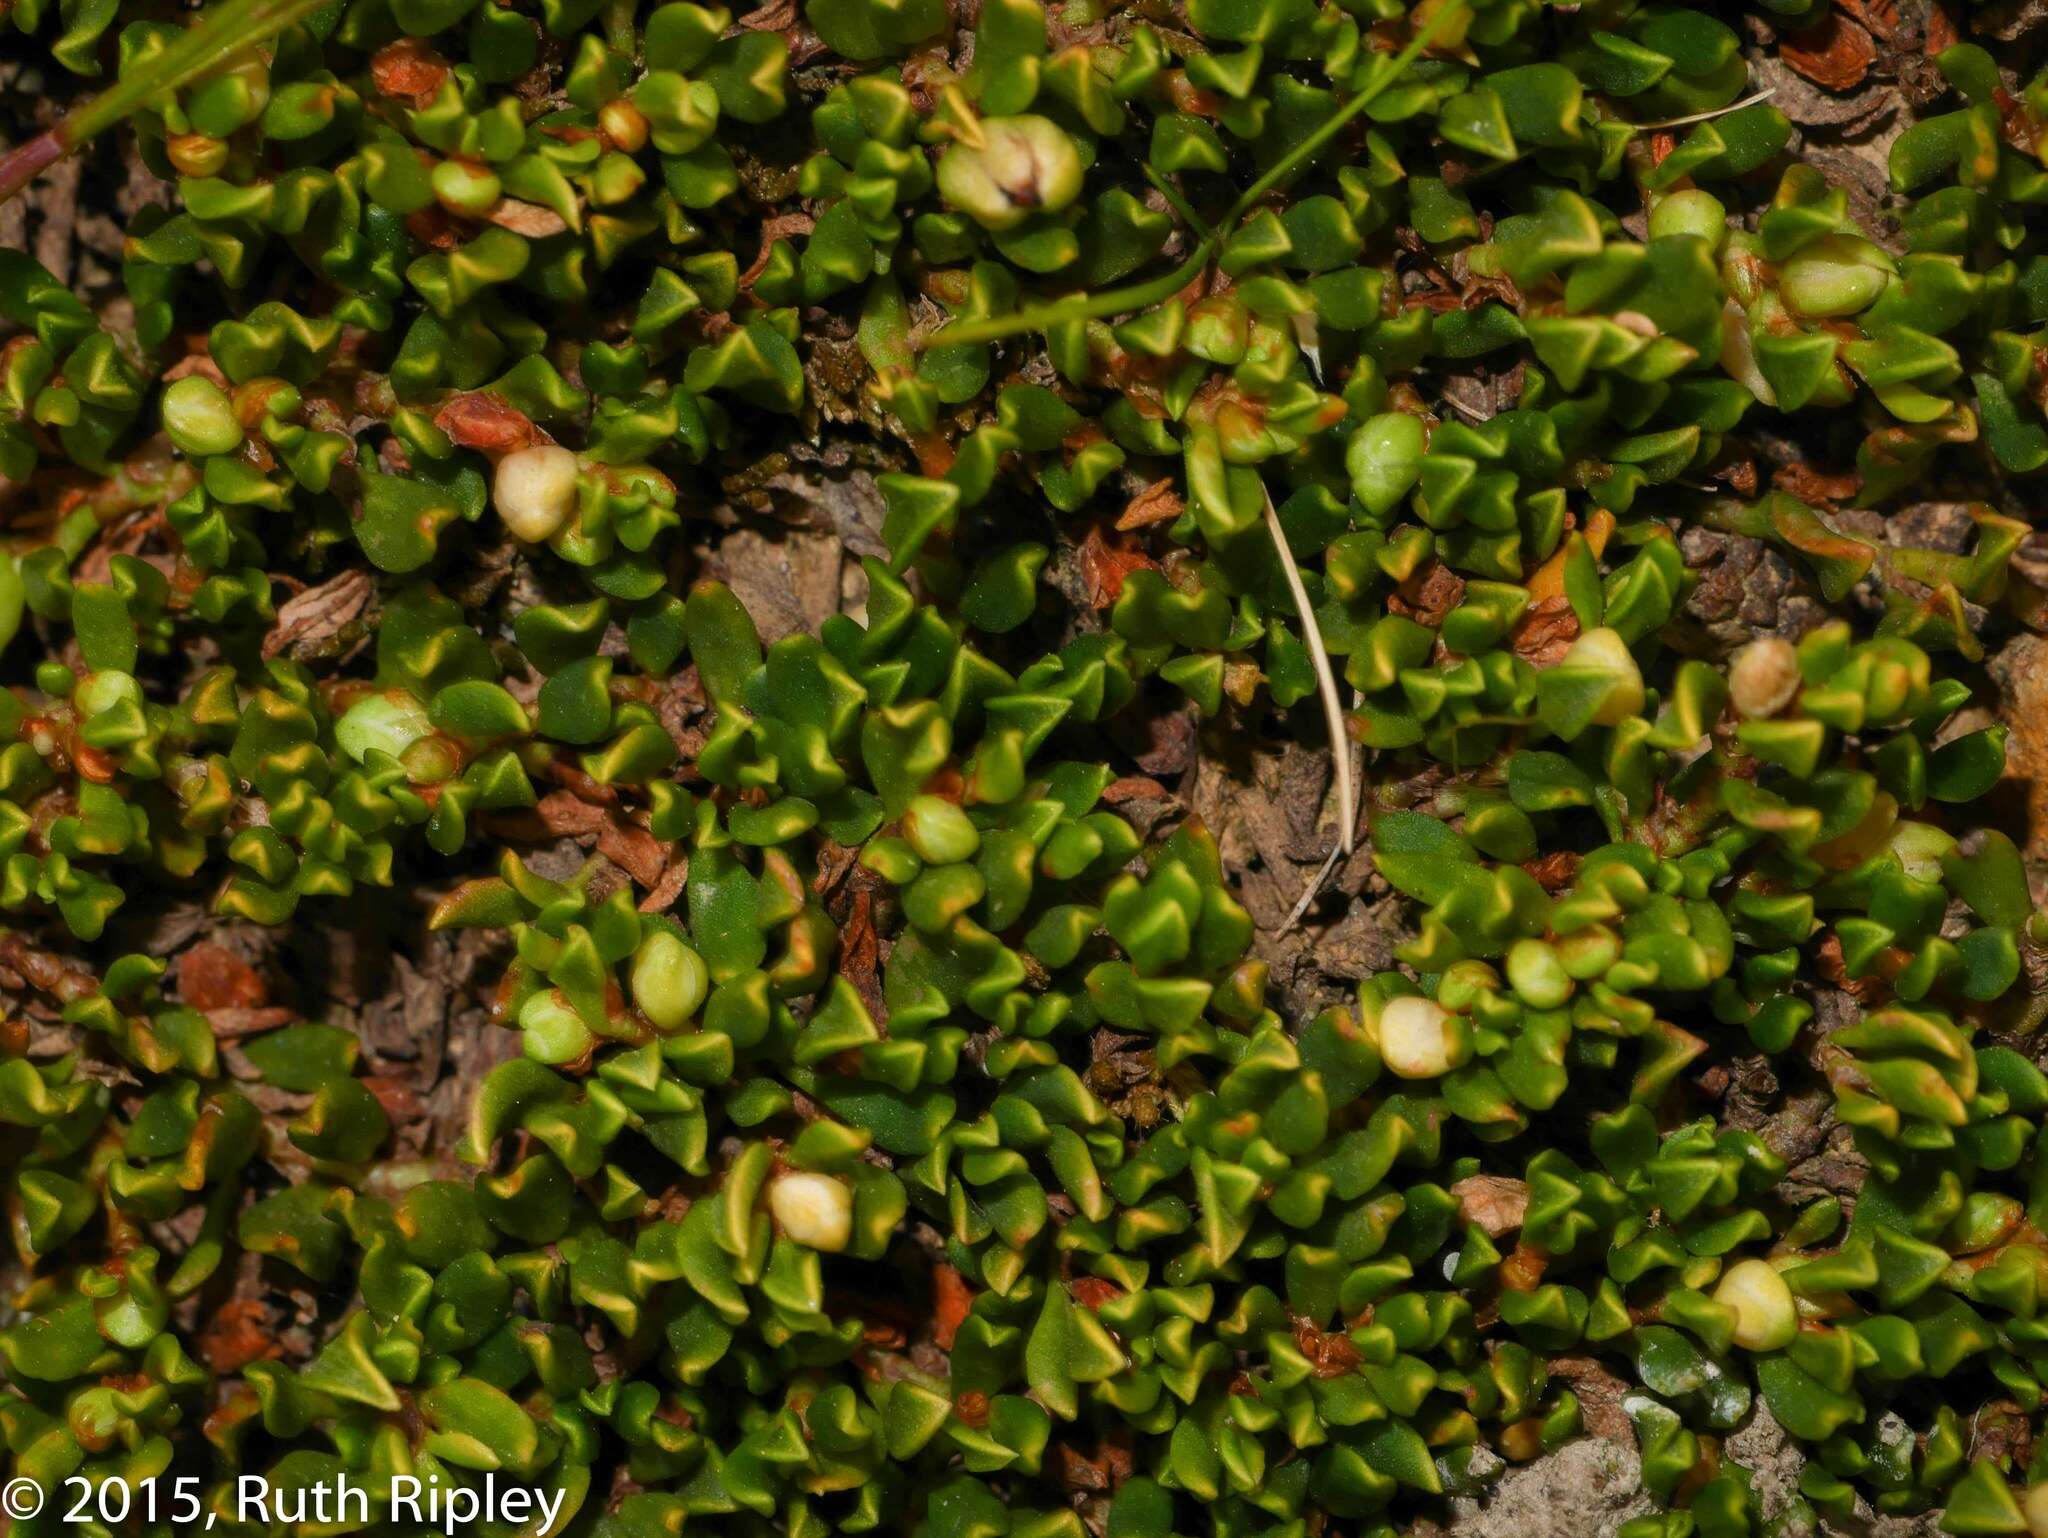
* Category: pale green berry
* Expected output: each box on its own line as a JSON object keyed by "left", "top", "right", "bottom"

{"left": 936, "top": 115, "right": 1082, "bottom": 231}
{"left": 162, "top": 375, "right": 244, "bottom": 457}
{"left": 630, "top": 930, "right": 709, "bottom": 1031}
{"left": 903, "top": 795, "right": 979, "bottom": 865}
{"left": 1728, "top": 636, "right": 1801, "bottom": 719}
{"left": 1648, "top": 189, "right": 1726, "bottom": 244}
{"left": 76, "top": 670, "right": 142, "bottom": 718}
{"left": 335, "top": 691, "right": 434, "bottom": 763}
{"left": 431, "top": 157, "right": 503, "bottom": 217}
{"left": 1506, "top": 939, "right": 1573, "bottom": 1010}
{"left": 1780, "top": 235, "right": 1894, "bottom": 318}
{"left": 519, "top": 991, "right": 596, "bottom": 1065}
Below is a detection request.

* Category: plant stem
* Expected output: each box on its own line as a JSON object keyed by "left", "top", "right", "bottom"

{"left": 1261, "top": 482, "right": 1355, "bottom": 859}
{"left": 1141, "top": 163, "right": 1215, "bottom": 243}
{"left": 924, "top": 0, "right": 1470, "bottom": 351}
{"left": 1627, "top": 87, "right": 1778, "bottom": 133}
{"left": 0, "top": 0, "right": 331, "bottom": 208}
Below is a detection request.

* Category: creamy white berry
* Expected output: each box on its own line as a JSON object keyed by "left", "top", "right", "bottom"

{"left": 769, "top": 1171, "right": 853, "bottom": 1252}
{"left": 1377, "top": 995, "right": 1465, "bottom": 1080}
{"left": 630, "top": 930, "right": 709, "bottom": 1031}
{"left": 1713, "top": 1258, "right": 1797, "bottom": 1351}
{"left": 494, "top": 444, "right": 581, "bottom": 543}
{"left": 2024, "top": 1482, "right": 2048, "bottom": 1538}
{"left": 1728, "top": 636, "right": 1802, "bottom": 719}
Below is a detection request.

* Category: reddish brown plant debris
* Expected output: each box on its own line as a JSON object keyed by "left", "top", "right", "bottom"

{"left": 932, "top": 1263, "right": 974, "bottom": 1351}
{"left": 1291, "top": 1317, "right": 1364, "bottom": 1378}
{"left": 1522, "top": 849, "right": 1583, "bottom": 893}
{"left": 1782, "top": 12, "right": 1878, "bottom": 91}
{"left": 370, "top": 38, "right": 452, "bottom": 101}
{"left": 953, "top": 1391, "right": 990, "bottom": 1429}
{"left": 1545, "top": 1355, "right": 1635, "bottom": 1441}
{"left": 1077, "top": 524, "right": 1159, "bottom": 608}
{"left": 197, "top": 1300, "right": 279, "bottom": 1375}
{"left": 1773, "top": 462, "right": 1863, "bottom": 506}
{"left": 1511, "top": 593, "right": 1580, "bottom": 667}
{"left": 1498, "top": 1242, "right": 1550, "bottom": 1292}
{"left": 1070, "top": 1276, "right": 1125, "bottom": 1310}
{"left": 1387, "top": 562, "right": 1467, "bottom": 628}
{"left": 1116, "top": 477, "right": 1185, "bottom": 532}
{"left": 1051, "top": 1434, "right": 1135, "bottom": 1491}
{"left": 176, "top": 942, "right": 268, "bottom": 1011}
{"left": 1837, "top": 0, "right": 1899, "bottom": 41}
{"left": 433, "top": 392, "right": 537, "bottom": 454}
{"left": 486, "top": 198, "right": 571, "bottom": 238}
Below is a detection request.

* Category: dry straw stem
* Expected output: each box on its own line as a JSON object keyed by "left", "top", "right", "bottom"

{"left": 1627, "top": 86, "right": 1779, "bottom": 132}
{"left": 1261, "top": 482, "right": 1355, "bottom": 863}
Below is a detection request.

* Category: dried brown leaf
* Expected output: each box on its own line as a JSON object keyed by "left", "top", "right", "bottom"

{"left": 1387, "top": 562, "right": 1466, "bottom": 628}
{"left": 433, "top": 392, "right": 536, "bottom": 453}
{"left": 1451, "top": 1174, "right": 1529, "bottom": 1237}
{"left": 486, "top": 198, "right": 571, "bottom": 239}
{"left": 1115, "top": 477, "right": 1184, "bottom": 532}
{"left": 203, "top": 1006, "right": 300, "bottom": 1040}
{"left": 263, "top": 570, "right": 373, "bottom": 661}
{"left": 1783, "top": 13, "right": 1877, "bottom": 91}
{"left": 370, "top": 38, "right": 450, "bottom": 101}
{"left": 1076, "top": 524, "right": 1158, "bottom": 608}
{"left": 1547, "top": 1355, "right": 1634, "bottom": 1442}
{"left": 597, "top": 821, "right": 668, "bottom": 889}
{"left": 1510, "top": 592, "right": 1579, "bottom": 666}
{"left": 177, "top": 942, "right": 269, "bottom": 1011}
{"left": 639, "top": 856, "right": 691, "bottom": 914}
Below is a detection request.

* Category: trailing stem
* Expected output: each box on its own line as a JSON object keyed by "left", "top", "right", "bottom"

{"left": 0, "top": 0, "right": 331, "bottom": 207}
{"left": 924, "top": 0, "right": 1473, "bottom": 350}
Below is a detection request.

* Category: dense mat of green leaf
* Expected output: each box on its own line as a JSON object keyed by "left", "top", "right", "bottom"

{"left": 3, "top": 1, "right": 2048, "bottom": 1536}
